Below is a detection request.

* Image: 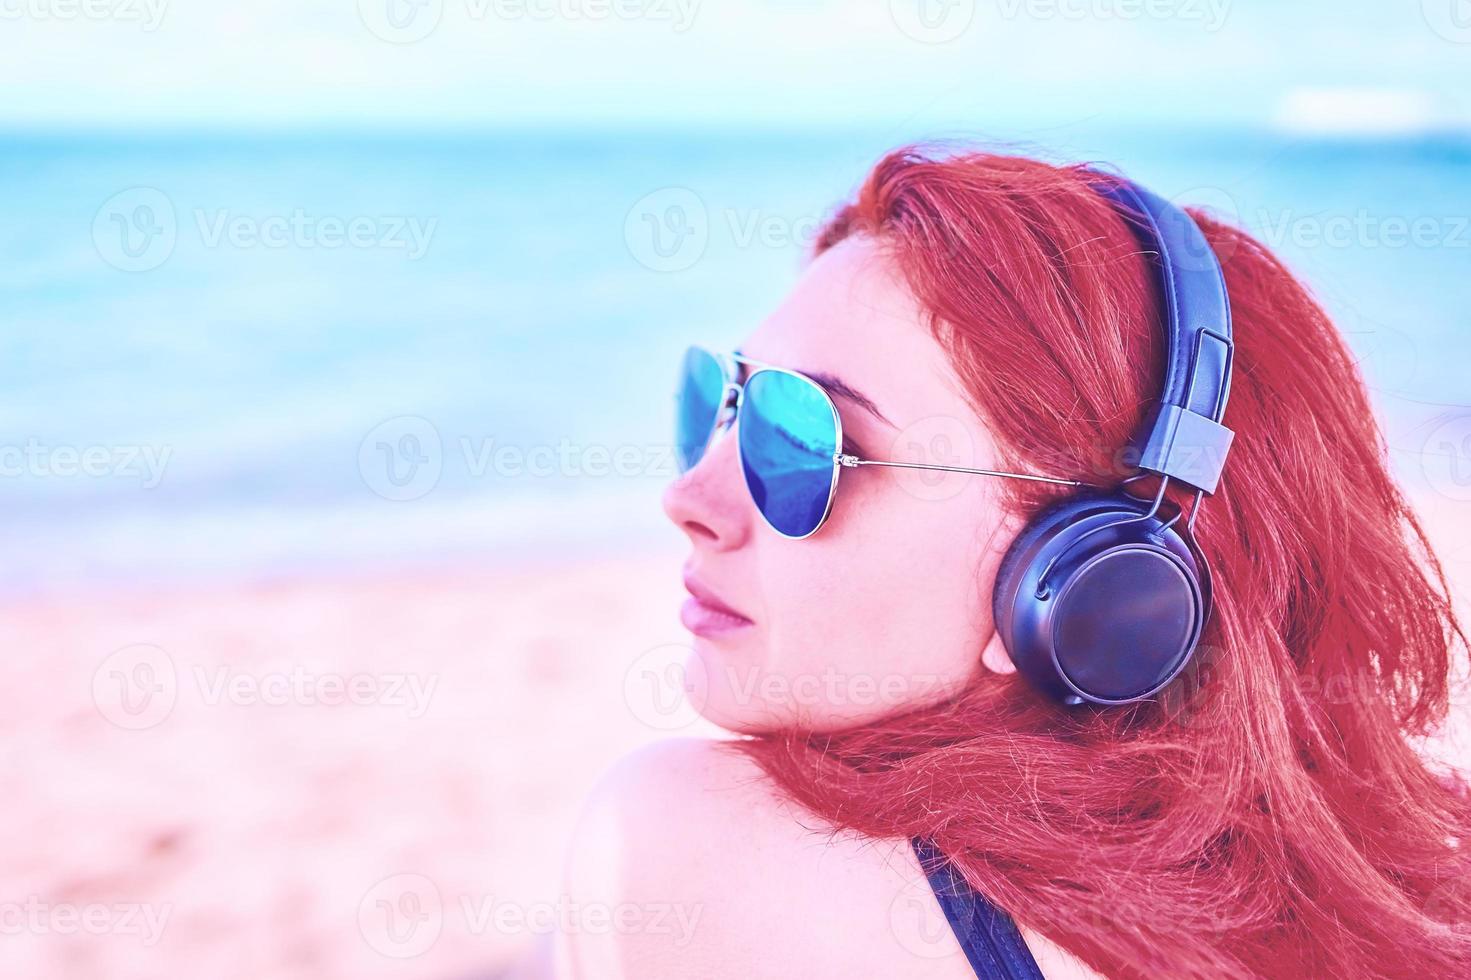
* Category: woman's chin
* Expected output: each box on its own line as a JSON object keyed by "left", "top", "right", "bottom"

{"left": 687, "top": 662, "right": 919, "bottom": 735}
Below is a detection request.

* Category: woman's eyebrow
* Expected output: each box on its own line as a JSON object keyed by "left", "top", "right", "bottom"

{"left": 802, "top": 370, "right": 894, "bottom": 427}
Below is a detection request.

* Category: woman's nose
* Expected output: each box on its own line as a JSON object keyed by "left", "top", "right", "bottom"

{"left": 662, "top": 422, "right": 751, "bottom": 551}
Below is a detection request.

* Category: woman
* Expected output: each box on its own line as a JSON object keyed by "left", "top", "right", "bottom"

{"left": 553, "top": 148, "right": 1471, "bottom": 979}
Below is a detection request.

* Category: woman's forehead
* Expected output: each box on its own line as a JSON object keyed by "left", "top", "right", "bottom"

{"left": 740, "top": 237, "right": 975, "bottom": 435}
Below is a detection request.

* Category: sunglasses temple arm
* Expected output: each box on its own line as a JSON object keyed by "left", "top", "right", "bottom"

{"left": 834, "top": 454, "right": 1093, "bottom": 489}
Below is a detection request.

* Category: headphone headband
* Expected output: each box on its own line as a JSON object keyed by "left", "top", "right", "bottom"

{"left": 1088, "top": 173, "right": 1235, "bottom": 494}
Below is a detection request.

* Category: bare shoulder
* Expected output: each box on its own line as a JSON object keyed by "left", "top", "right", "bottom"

{"left": 551, "top": 737, "right": 982, "bottom": 980}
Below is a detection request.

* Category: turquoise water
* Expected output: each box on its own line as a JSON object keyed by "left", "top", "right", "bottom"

{"left": 3, "top": 128, "right": 1468, "bottom": 591}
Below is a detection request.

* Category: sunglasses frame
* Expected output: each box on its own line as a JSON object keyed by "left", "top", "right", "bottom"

{"left": 683, "top": 345, "right": 1091, "bottom": 540}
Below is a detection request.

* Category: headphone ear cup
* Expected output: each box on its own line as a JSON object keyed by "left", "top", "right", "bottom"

{"left": 993, "top": 495, "right": 1206, "bottom": 705}
{"left": 992, "top": 496, "right": 1125, "bottom": 657}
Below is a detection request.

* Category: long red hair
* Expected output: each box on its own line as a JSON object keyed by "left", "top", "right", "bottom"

{"left": 731, "top": 147, "right": 1471, "bottom": 978}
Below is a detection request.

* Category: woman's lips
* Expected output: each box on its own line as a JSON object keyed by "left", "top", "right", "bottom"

{"left": 681, "top": 573, "right": 754, "bottom": 638}
{"left": 680, "top": 596, "right": 754, "bottom": 637}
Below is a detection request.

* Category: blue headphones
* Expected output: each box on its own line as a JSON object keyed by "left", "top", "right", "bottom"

{"left": 993, "top": 173, "right": 1236, "bottom": 706}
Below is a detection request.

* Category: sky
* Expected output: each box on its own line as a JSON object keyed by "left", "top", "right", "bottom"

{"left": 3, "top": 0, "right": 1470, "bottom": 132}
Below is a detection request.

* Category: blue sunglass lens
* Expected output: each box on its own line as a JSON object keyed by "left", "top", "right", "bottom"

{"left": 738, "top": 370, "right": 839, "bottom": 538}
{"left": 675, "top": 346, "right": 726, "bottom": 473}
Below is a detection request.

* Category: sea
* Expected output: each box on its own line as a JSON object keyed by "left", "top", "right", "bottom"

{"left": 2, "top": 125, "right": 1468, "bottom": 594}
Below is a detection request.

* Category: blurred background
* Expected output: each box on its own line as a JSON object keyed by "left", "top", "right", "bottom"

{"left": 4, "top": 1, "right": 1470, "bottom": 976}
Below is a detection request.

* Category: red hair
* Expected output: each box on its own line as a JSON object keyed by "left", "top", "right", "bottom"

{"left": 731, "top": 148, "right": 1471, "bottom": 979}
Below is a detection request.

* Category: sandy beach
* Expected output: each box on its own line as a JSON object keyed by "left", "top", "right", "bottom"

{"left": 5, "top": 492, "right": 1467, "bottom": 979}
{"left": 1, "top": 539, "right": 718, "bottom": 979}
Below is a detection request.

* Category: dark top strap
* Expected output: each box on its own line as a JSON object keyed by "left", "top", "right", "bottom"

{"left": 911, "top": 837, "right": 1045, "bottom": 980}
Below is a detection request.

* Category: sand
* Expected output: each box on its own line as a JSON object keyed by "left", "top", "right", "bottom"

{"left": 1, "top": 542, "right": 715, "bottom": 979}
{"left": 4, "top": 494, "right": 1467, "bottom": 979}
